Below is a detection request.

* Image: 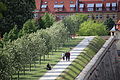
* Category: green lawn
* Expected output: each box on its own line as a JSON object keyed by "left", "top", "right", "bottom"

{"left": 13, "top": 38, "right": 83, "bottom": 80}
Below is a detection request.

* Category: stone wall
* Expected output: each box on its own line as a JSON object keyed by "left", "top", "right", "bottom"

{"left": 75, "top": 36, "right": 120, "bottom": 80}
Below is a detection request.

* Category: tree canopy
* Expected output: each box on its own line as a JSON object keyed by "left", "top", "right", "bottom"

{"left": 38, "top": 13, "right": 56, "bottom": 29}
{"left": 77, "top": 20, "right": 108, "bottom": 36}
{"left": 62, "top": 14, "right": 88, "bottom": 35}
{"left": 0, "top": 0, "right": 35, "bottom": 36}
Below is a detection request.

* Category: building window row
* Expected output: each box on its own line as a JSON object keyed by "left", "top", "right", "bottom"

{"left": 40, "top": 3, "right": 117, "bottom": 12}
{"left": 88, "top": 14, "right": 117, "bottom": 19}
{"left": 80, "top": 3, "right": 117, "bottom": 11}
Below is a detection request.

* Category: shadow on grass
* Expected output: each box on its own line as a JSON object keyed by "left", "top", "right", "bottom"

{"left": 14, "top": 72, "right": 33, "bottom": 75}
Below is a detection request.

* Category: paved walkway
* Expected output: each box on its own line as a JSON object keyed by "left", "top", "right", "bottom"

{"left": 39, "top": 36, "right": 94, "bottom": 80}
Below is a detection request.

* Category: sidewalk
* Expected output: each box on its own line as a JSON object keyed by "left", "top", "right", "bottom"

{"left": 39, "top": 36, "right": 94, "bottom": 80}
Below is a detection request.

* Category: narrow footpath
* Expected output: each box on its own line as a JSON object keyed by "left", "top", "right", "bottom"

{"left": 39, "top": 36, "right": 94, "bottom": 80}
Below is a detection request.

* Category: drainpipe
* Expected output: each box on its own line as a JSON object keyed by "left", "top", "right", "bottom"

{"left": 76, "top": 0, "right": 79, "bottom": 12}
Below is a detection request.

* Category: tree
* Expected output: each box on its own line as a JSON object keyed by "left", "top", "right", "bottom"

{"left": 77, "top": 20, "right": 108, "bottom": 36}
{"left": 39, "top": 13, "right": 56, "bottom": 29}
{"left": 62, "top": 14, "right": 88, "bottom": 35}
{"left": 0, "top": 2, "right": 7, "bottom": 18}
{"left": 48, "top": 21, "right": 68, "bottom": 51}
{"left": 0, "top": 0, "right": 35, "bottom": 36}
{"left": 104, "top": 18, "right": 115, "bottom": 30}
{"left": 2, "top": 25, "right": 18, "bottom": 42}
{"left": 18, "top": 19, "right": 38, "bottom": 37}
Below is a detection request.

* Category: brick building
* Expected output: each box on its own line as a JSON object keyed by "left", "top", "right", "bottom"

{"left": 34, "top": 0, "right": 120, "bottom": 22}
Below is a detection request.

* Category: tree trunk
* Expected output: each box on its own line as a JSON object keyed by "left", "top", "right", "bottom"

{"left": 29, "top": 63, "right": 31, "bottom": 71}
{"left": 39, "top": 55, "right": 41, "bottom": 64}
{"left": 23, "top": 65, "right": 25, "bottom": 75}
{"left": 17, "top": 69, "right": 19, "bottom": 80}
{"left": 34, "top": 61, "right": 36, "bottom": 68}
{"left": 44, "top": 55, "right": 45, "bottom": 61}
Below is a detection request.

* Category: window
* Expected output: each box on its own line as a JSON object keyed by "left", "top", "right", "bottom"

{"left": 112, "top": 7, "right": 116, "bottom": 11}
{"left": 44, "top": 2, "right": 48, "bottom": 4}
{"left": 42, "top": 8, "right": 46, "bottom": 11}
{"left": 70, "top": 8, "right": 74, "bottom": 11}
{"left": 96, "top": 3, "right": 102, "bottom": 11}
{"left": 55, "top": 1, "right": 58, "bottom": 4}
{"left": 55, "top": 8, "right": 63, "bottom": 11}
{"left": 41, "top": 5, "right": 47, "bottom": 11}
{"left": 54, "top": 5, "right": 64, "bottom": 8}
{"left": 70, "top": 1, "right": 74, "bottom": 3}
{"left": 96, "top": 15, "right": 99, "bottom": 19}
{"left": 88, "top": 8, "right": 94, "bottom": 11}
{"left": 87, "top": 4, "right": 94, "bottom": 11}
{"left": 96, "top": 8, "right": 102, "bottom": 11}
{"left": 79, "top": 4, "right": 84, "bottom": 8}
{"left": 55, "top": 8, "right": 58, "bottom": 11}
{"left": 99, "top": 15, "right": 103, "bottom": 19}
{"left": 60, "top": 1, "right": 64, "bottom": 3}
{"left": 106, "top": 3, "right": 110, "bottom": 7}
{"left": 112, "top": 3, "right": 116, "bottom": 7}
{"left": 80, "top": 8, "right": 83, "bottom": 11}
{"left": 59, "top": 8, "right": 63, "bottom": 11}
{"left": 87, "top": 4, "right": 94, "bottom": 7}
{"left": 106, "top": 8, "right": 110, "bottom": 11}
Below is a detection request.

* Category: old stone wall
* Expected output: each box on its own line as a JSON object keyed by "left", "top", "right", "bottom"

{"left": 75, "top": 36, "right": 120, "bottom": 80}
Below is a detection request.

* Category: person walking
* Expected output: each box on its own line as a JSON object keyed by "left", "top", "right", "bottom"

{"left": 65, "top": 52, "right": 71, "bottom": 61}
{"left": 67, "top": 52, "right": 70, "bottom": 61}
{"left": 61, "top": 52, "right": 65, "bottom": 61}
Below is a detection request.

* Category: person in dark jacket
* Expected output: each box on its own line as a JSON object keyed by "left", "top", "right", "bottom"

{"left": 46, "top": 63, "right": 51, "bottom": 70}
{"left": 65, "top": 52, "right": 70, "bottom": 61}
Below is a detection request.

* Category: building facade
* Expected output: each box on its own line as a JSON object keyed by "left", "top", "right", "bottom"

{"left": 34, "top": 0, "right": 120, "bottom": 22}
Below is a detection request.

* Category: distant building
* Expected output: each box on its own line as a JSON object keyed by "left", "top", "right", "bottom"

{"left": 34, "top": 0, "right": 120, "bottom": 22}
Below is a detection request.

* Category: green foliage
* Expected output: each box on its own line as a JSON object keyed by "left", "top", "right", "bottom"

{"left": 19, "top": 19, "right": 38, "bottom": 37}
{"left": 104, "top": 18, "right": 115, "bottom": 30}
{"left": 2, "top": 25, "right": 18, "bottom": 42}
{"left": 39, "top": 13, "right": 56, "bottom": 29}
{"left": 77, "top": 20, "right": 108, "bottom": 36}
{"left": 58, "top": 37, "right": 105, "bottom": 80}
{"left": 0, "top": 2, "right": 7, "bottom": 18}
{"left": 0, "top": 0, "right": 35, "bottom": 35}
{"left": 62, "top": 14, "right": 88, "bottom": 35}
{"left": 0, "top": 45, "right": 15, "bottom": 80}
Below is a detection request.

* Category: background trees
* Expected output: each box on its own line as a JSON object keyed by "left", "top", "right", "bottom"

{"left": 38, "top": 13, "right": 56, "bottom": 29}
{"left": 104, "top": 18, "right": 115, "bottom": 30}
{"left": 62, "top": 14, "right": 88, "bottom": 35}
{"left": 0, "top": 0, "right": 35, "bottom": 36}
{"left": 77, "top": 20, "right": 108, "bottom": 36}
